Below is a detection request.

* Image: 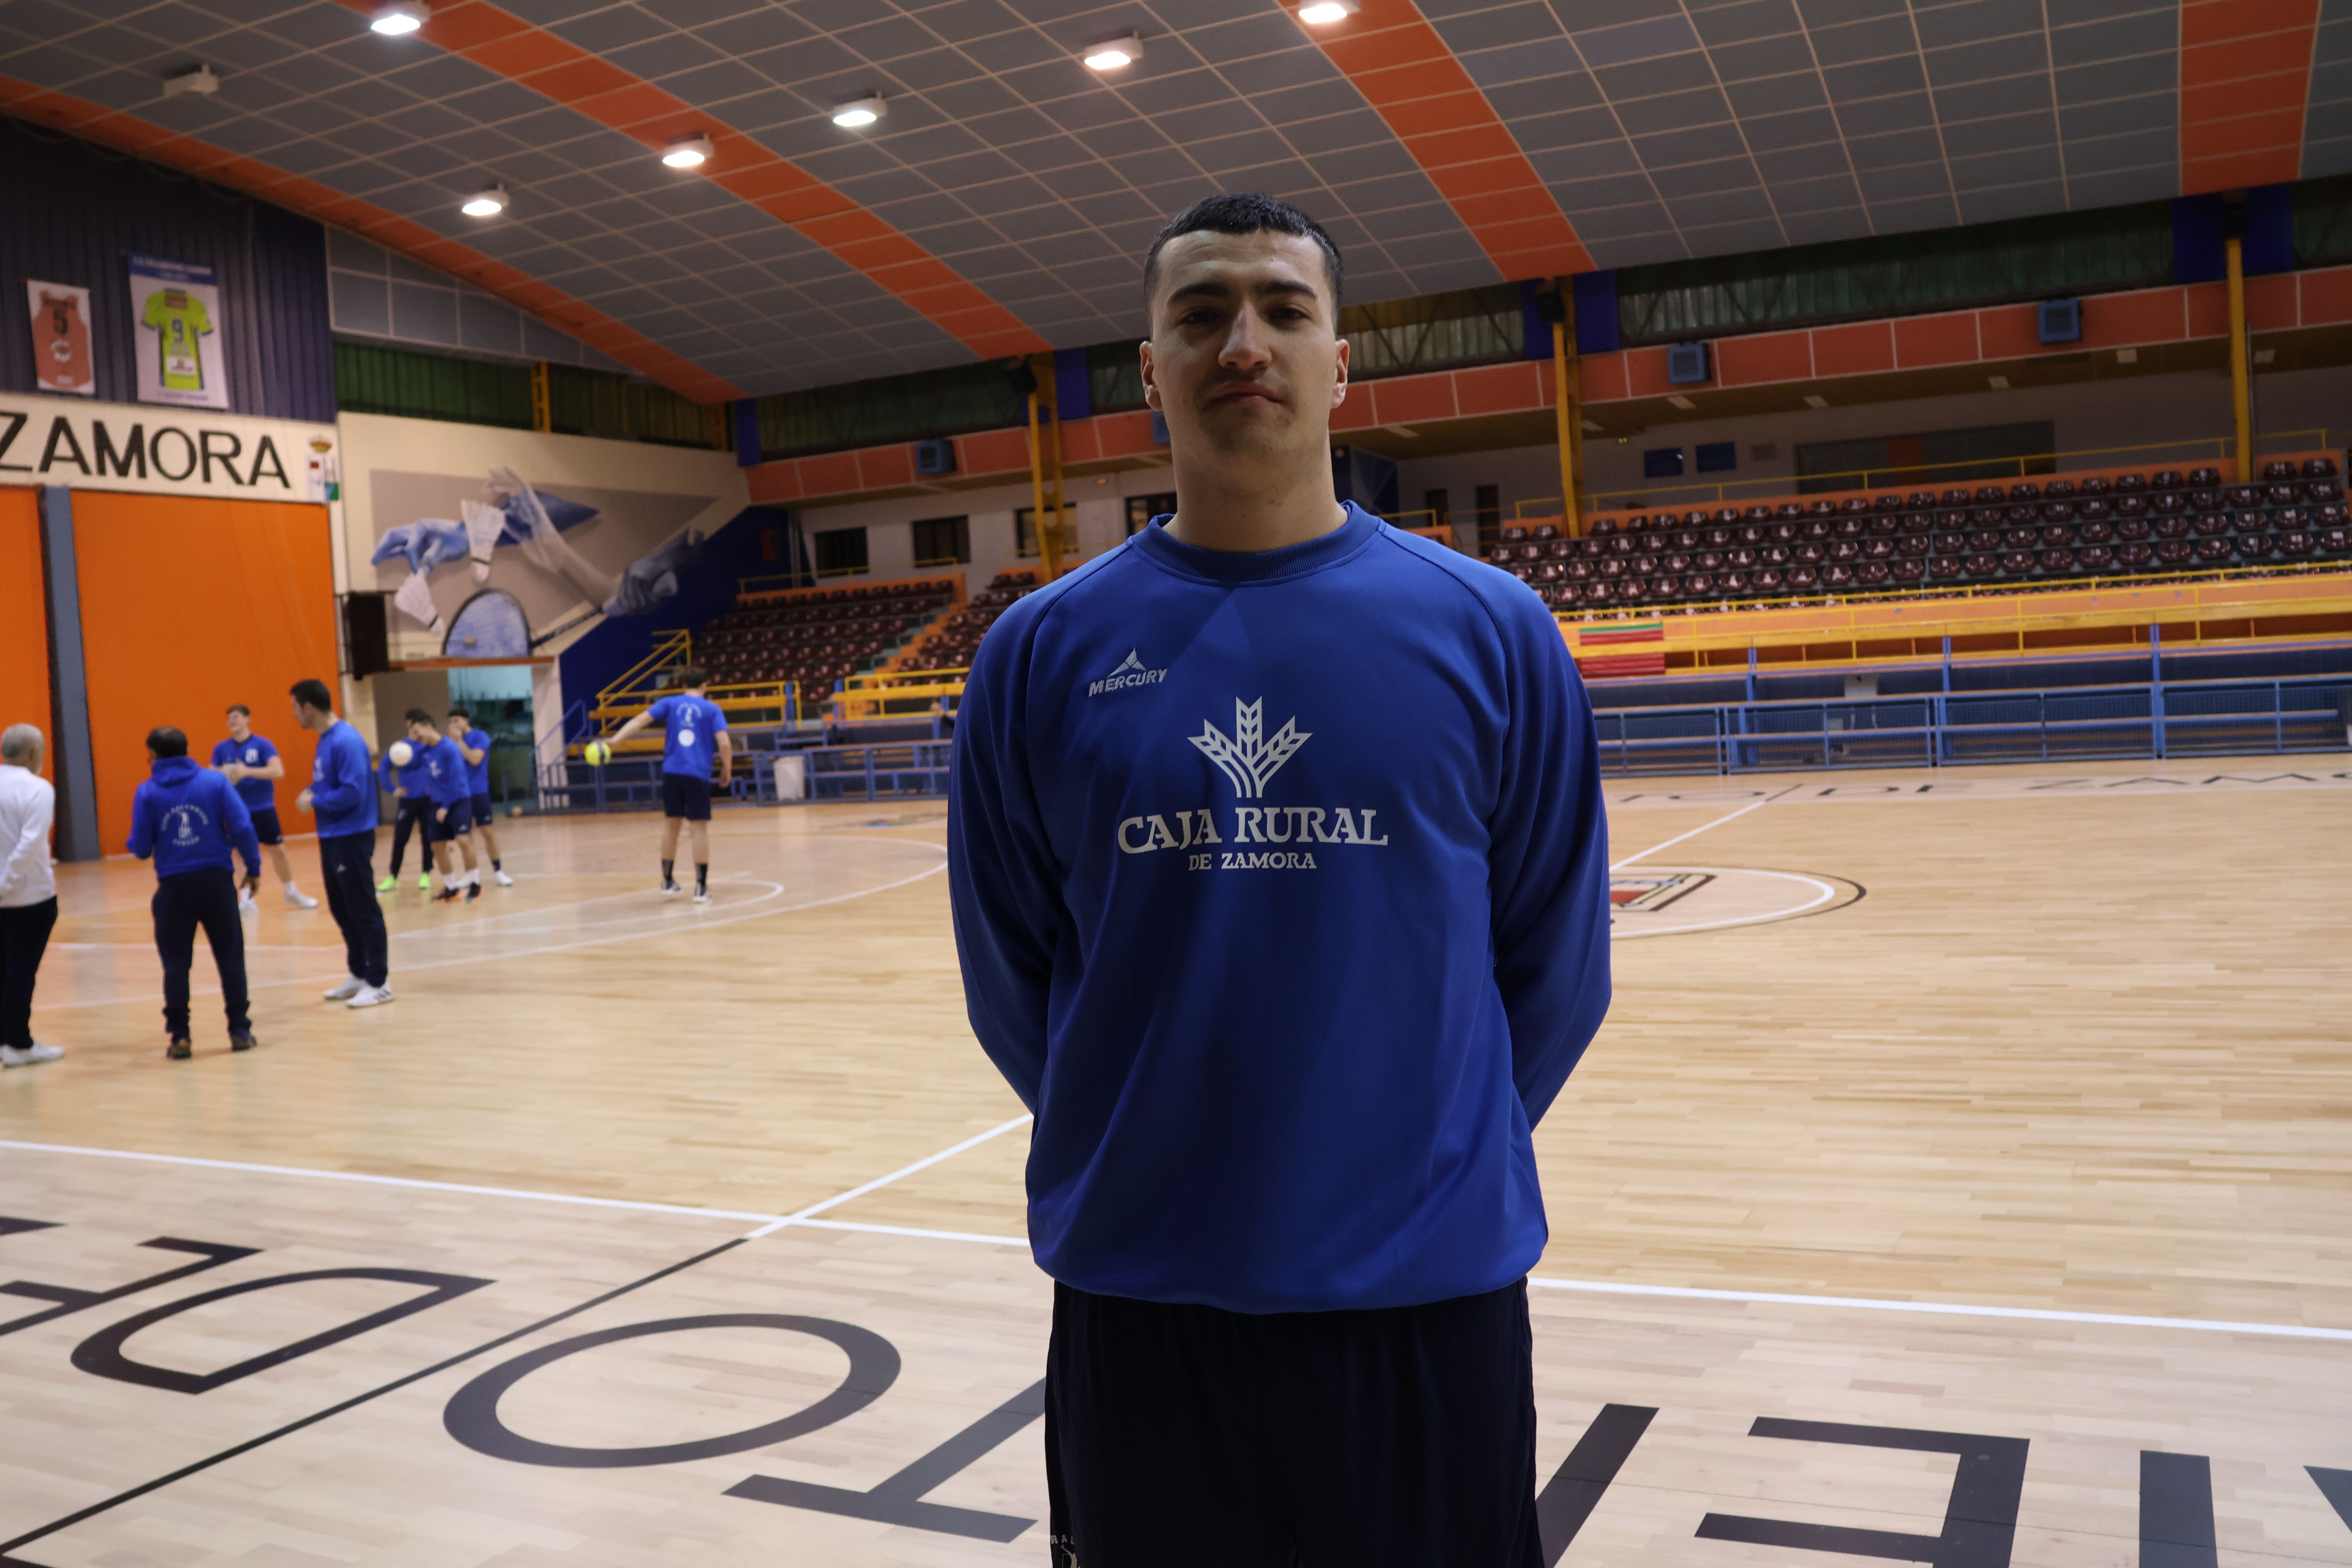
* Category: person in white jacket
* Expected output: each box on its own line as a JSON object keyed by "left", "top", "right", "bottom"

{"left": 0, "top": 724, "right": 62, "bottom": 1067}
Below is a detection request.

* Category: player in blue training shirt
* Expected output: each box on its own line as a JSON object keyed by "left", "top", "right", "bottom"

{"left": 401, "top": 709, "right": 481, "bottom": 903}
{"left": 211, "top": 703, "right": 318, "bottom": 912}
{"left": 949, "top": 194, "right": 1610, "bottom": 1568}
{"left": 603, "top": 666, "right": 731, "bottom": 902}
{"left": 375, "top": 734, "right": 436, "bottom": 893}
{"left": 446, "top": 707, "right": 512, "bottom": 887}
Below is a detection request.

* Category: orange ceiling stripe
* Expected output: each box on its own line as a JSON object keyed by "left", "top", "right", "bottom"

{"left": 0, "top": 76, "right": 740, "bottom": 402}
{"left": 349, "top": 0, "right": 1050, "bottom": 362}
{"left": 1296, "top": 0, "right": 1593, "bottom": 281}
{"left": 2179, "top": 0, "right": 2320, "bottom": 192}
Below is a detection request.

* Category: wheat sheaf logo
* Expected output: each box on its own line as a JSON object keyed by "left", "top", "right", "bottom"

{"left": 1190, "top": 698, "right": 1310, "bottom": 799}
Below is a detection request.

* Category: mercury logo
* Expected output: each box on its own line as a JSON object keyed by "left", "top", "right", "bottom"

{"left": 1190, "top": 698, "right": 1308, "bottom": 799}
{"left": 1088, "top": 649, "right": 1165, "bottom": 696}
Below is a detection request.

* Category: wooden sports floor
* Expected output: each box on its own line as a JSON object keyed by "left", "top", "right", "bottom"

{"left": 2, "top": 759, "right": 2349, "bottom": 1567}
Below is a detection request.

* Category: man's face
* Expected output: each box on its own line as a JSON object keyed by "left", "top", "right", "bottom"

{"left": 448, "top": 716, "right": 469, "bottom": 737}
{"left": 407, "top": 720, "right": 435, "bottom": 746}
{"left": 1141, "top": 229, "right": 1348, "bottom": 464}
{"left": 226, "top": 711, "right": 250, "bottom": 740}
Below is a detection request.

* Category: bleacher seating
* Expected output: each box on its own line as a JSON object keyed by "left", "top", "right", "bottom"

{"left": 696, "top": 579, "right": 956, "bottom": 693}
{"left": 897, "top": 570, "right": 1040, "bottom": 672}
{"left": 1497, "top": 458, "right": 2350, "bottom": 613}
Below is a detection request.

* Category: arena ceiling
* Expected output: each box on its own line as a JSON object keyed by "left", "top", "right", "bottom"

{"left": 0, "top": 0, "right": 2339, "bottom": 401}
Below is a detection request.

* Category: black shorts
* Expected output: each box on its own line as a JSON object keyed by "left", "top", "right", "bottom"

{"left": 1044, "top": 1278, "right": 1541, "bottom": 1568}
{"left": 661, "top": 773, "right": 711, "bottom": 821}
{"left": 430, "top": 797, "right": 474, "bottom": 841}
{"left": 248, "top": 808, "right": 283, "bottom": 846}
{"left": 470, "top": 791, "right": 494, "bottom": 826}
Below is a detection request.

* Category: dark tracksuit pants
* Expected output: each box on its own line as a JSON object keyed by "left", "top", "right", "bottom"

{"left": 318, "top": 830, "right": 388, "bottom": 988}
{"left": 152, "top": 867, "right": 249, "bottom": 1040}
{"left": 0, "top": 897, "right": 58, "bottom": 1049}
{"left": 386, "top": 796, "right": 433, "bottom": 876}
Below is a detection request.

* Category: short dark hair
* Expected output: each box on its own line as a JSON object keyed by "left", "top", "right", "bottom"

{"left": 404, "top": 708, "right": 436, "bottom": 727}
{"left": 446, "top": 705, "right": 469, "bottom": 721}
{"left": 1143, "top": 192, "right": 1343, "bottom": 313}
{"left": 225, "top": 703, "right": 250, "bottom": 719}
{"left": 672, "top": 667, "right": 708, "bottom": 689}
{"left": 147, "top": 726, "right": 188, "bottom": 759}
{"left": 290, "top": 678, "right": 333, "bottom": 713}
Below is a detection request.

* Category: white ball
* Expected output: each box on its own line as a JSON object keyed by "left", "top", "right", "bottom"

{"left": 388, "top": 740, "right": 414, "bottom": 767}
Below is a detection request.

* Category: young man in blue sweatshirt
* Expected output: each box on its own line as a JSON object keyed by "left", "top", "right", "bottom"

{"left": 447, "top": 707, "right": 512, "bottom": 886}
{"left": 602, "top": 668, "right": 731, "bottom": 903}
{"left": 211, "top": 704, "right": 318, "bottom": 911}
{"left": 376, "top": 733, "right": 436, "bottom": 893}
{"left": 949, "top": 194, "right": 1611, "bottom": 1567}
{"left": 129, "top": 726, "right": 262, "bottom": 1059}
{"left": 292, "top": 679, "right": 390, "bottom": 1008}
{"left": 403, "top": 710, "right": 481, "bottom": 903}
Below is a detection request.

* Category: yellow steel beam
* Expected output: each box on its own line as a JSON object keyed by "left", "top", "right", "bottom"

{"left": 2227, "top": 235, "right": 2251, "bottom": 483}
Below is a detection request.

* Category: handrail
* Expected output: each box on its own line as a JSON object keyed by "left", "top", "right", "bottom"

{"left": 596, "top": 629, "right": 693, "bottom": 710}
{"left": 1513, "top": 430, "right": 2337, "bottom": 517}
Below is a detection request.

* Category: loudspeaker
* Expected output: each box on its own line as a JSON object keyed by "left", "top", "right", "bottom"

{"left": 2037, "top": 299, "right": 2081, "bottom": 343}
{"left": 915, "top": 439, "right": 956, "bottom": 475}
{"left": 1666, "top": 342, "right": 1709, "bottom": 384}
{"left": 343, "top": 593, "right": 391, "bottom": 678}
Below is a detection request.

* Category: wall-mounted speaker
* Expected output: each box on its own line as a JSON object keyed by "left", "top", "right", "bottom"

{"left": 1666, "top": 342, "right": 1710, "bottom": 384}
{"left": 343, "top": 593, "right": 390, "bottom": 678}
{"left": 2037, "top": 299, "right": 2081, "bottom": 343}
{"left": 914, "top": 438, "right": 956, "bottom": 475}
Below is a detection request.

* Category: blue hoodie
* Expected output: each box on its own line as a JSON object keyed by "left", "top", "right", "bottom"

{"left": 377, "top": 746, "right": 431, "bottom": 800}
{"left": 130, "top": 757, "right": 261, "bottom": 879}
{"left": 309, "top": 719, "right": 379, "bottom": 839}
{"left": 948, "top": 506, "right": 1612, "bottom": 1315}
{"left": 414, "top": 735, "right": 470, "bottom": 807}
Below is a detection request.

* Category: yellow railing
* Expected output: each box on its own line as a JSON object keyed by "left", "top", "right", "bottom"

{"left": 833, "top": 666, "right": 971, "bottom": 723}
{"left": 1514, "top": 429, "right": 2337, "bottom": 519}
{"left": 596, "top": 629, "right": 692, "bottom": 712}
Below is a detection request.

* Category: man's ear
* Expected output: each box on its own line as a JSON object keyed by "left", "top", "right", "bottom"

{"left": 1331, "top": 333, "right": 1350, "bottom": 409}
{"left": 1139, "top": 339, "right": 1160, "bottom": 411}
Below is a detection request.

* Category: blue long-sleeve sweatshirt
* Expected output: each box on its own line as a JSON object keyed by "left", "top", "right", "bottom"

{"left": 309, "top": 719, "right": 379, "bottom": 838}
{"left": 129, "top": 757, "right": 261, "bottom": 878}
{"left": 948, "top": 504, "right": 1612, "bottom": 1314}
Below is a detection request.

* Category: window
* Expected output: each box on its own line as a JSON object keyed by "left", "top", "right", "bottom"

{"left": 813, "top": 526, "right": 868, "bottom": 575}
{"left": 911, "top": 514, "right": 970, "bottom": 565}
{"left": 1125, "top": 492, "right": 1176, "bottom": 536}
{"left": 1014, "top": 506, "right": 1040, "bottom": 558}
{"left": 1474, "top": 484, "right": 1501, "bottom": 553}
{"left": 1424, "top": 488, "right": 1450, "bottom": 529}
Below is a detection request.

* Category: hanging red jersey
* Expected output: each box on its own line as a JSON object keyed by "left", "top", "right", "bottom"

{"left": 25, "top": 281, "right": 94, "bottom": 396}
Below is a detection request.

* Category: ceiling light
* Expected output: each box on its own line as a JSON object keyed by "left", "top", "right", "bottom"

{"left": 1802, "top": 394, "right": 1828, "bottom": 408}
{"left": 162, "top": 64, "right": 219, "bottom": 98}
{"left": 661, "top": 132, "right": 713, "bottom": 169}
{"left": 1666, "top": 394, "right": 1695, "bottom": 410}
{"left": 1298, "top": 0, "right": 1359, "bottom": 23}
{"left": 370, "top": 1, "right": 428, "bottom": 35}
{"left": 1081, "top": 31, "right": 1143, "bottom": 70}
{"left": 832, "top": 94, "right": 885, "bottom": 128}
{"left": 459, "top": 184, "right": 508, "bottom": 218}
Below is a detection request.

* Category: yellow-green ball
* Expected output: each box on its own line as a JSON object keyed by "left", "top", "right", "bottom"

{"left": 583, "top": 741, "right": 613, "bottom": 766}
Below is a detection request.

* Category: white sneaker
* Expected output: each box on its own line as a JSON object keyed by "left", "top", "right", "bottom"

{"left": 693, "top": 886, "right": 711, "bottom": 904}
{"left": 0, "top": 1043, "right": 62, "bottom": 1067}
{"left": 323, "top": 975, "right": 367, "bottom": 1000}
{"left": 494, "top": 870, "right": 514, "bottom": 887}
{"left": 347, "top": 983, "right": 394, "bottom": 1009}
{"left": 284, "top": 885, "right": 319, "bottom": 909}
{"left": 661, "top": 879, "right": 682, "bottom": 897}
{"left": 238, "top": 889, "right": 258, "bottom": 916}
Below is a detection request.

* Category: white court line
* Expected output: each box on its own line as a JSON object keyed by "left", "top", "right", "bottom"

{"left": 1610, "top": 788, "right": 1792, "bottom": 870}
{"left": 33, "top": 857, "right": 947, "bottom": 1012}
{"left": 11, "top": 1135, "right": 2339, "bottom": 1343}
{"left": 1525, "top": 1275, "right": 2352, "bottom": 1344}
{"left": 1613, "top": 869, "right": 1844, "bottom": 939}
{"left": 743, "top": 1112, "right": 1036, "bottom": 1239}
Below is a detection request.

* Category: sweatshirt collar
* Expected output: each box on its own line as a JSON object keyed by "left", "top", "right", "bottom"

{"left": 1131, "top": 501, "right": 1379, "bottom": 585}
{"left": 150, "top": 756, "right": 200, "bottom": 782}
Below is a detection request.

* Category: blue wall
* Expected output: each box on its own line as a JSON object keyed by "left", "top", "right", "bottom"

{"left": 0, "top": 116, "right": 335, "bottom": 423}
{"left": 556, "top": 506, "right": 798, "bottom": 720}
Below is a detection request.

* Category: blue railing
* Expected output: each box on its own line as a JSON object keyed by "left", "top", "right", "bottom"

{"left": 536, "top": 739, "right": 953, "bottom": 811}
{"left": 1594, "top": 673, "right": 2352, "bottom": 774}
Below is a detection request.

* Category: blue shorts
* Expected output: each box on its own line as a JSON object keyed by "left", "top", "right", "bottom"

{"left": 248, "top": 808, "right": 283, "bottom": 846}
{"left": 471, "top": 792, "right": 494, "bottom": 825}
{"left": 431, "top": 797, "right": 474, "bottom": 842}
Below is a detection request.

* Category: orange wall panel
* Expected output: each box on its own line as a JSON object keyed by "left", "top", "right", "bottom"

{"left": 70, "top": 492, "right": 336, "bottom": 858}
{"left": 0, "top": 488, "right": 50, "bottom": 780}
{"left": 1715, "top": 330, "right": 1813, "bottom": 386}
{"left": 1812, "top": 321, "right": 1896, "bottom": 377}
{"left": 1893, "top": 312, "right": 1981, "bottom": 368}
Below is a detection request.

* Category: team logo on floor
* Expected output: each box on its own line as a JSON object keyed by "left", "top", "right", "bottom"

{"left": 1191, "top": 698, "right": 1309, "bottom": 799}
{"left": 1609, "top": 871, "right": 1712, "bottom": 912}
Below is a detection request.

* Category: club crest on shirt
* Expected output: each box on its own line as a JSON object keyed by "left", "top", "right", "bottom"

{"left": 1190, "top": 698, "right": 1307, "bottom": 799}
{"left": 1113, "top": 697, "right": 1389, "bottom": 870}
{"left": 1088, "top": 649, "right": 1166, "bottom": 696}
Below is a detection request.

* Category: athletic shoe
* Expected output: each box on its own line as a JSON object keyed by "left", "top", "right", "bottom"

{"left": 661, "top": 879, "right": 682, "bottom": 897}
{"left": 465, "top": 882, "right": 481, "bottom": 901}
{"left": 432, "top": 886, "right": 460, "bottom": 903}
{"left": 238, "top": 889, "right": 258, "bottom": 916}
{"left": 347, "top": 984, "right": 394, "bottom": 1009}
{"left": 0, "top": 1043, "right": 62, "bottom": 1067}
{"left": 374, "top": 875, "right": 396, "bottom": 893}
{"left": 322, "top": 975, "right": 367, "bottom": 1001}
{"left": 417, "top": 872, "right": 432, "bottom": 890}
{"left": 494, "top": 870, "right": 514, "bottom": 887}
{"left": 166, "top": 1038, "right": 192, "bottom": 1060}
{"left": 283, "top": 886, "right": 319, "bottom": 909}
{"left": 230, "top": 1034, "right": 257, "bottom": 1053}
{"left": 693, "top": 886, "right": 711, "bottom": 904}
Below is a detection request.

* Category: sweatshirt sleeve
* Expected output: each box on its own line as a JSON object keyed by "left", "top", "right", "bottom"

{"left": 129, "top": 784, "right": 156, "bottom": 860}
{"left": 946, "top": 627, "right": 1060, "bottom": 1112}
{"left": 1486, "top": 592, "right": 1612, "bottom": 1128}
{"left": 0, "top": 782, "right": 51, "bottom": 902}
{"left": 310, "top": 735, "right": 367, "bottom": 818}
{"left": 221, "top": 780, "right": 260, "bottom": 875}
